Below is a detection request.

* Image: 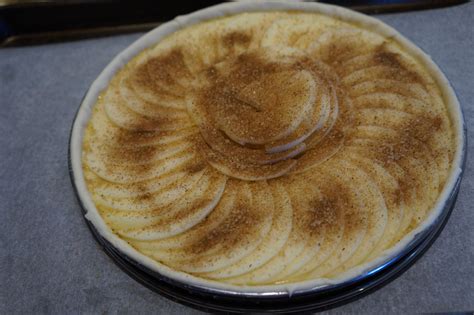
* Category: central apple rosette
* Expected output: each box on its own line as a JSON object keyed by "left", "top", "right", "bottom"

{"left": 187, "top": 49, "right": 349, "bottom": 180}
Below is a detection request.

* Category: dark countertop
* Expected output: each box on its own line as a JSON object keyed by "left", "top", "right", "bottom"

{"left": 1, "top": 3, "right": 473, "bottom": 314}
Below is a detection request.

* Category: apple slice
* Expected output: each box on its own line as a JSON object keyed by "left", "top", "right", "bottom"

{"left": 141, "top": 184, "right": 254, "bottom": 263}
{"left": 128, "top": 48, "right": 193, "bottom": 96}
{"left": 125, "top": 72, "right": 186, "bottom": 106}
{"left": 84, "top": 150, "right": 197, "bottom": 184}
{"left": 89, "top": 103, "right": 198, "bottom": 147}
{"left": 148, "top": 182, "right": 271, "bottom": 271}
{"left": 201, "top": 181, "right": 292, "bottom": 279}
{"left": 264, "top": 80, "right": 331, "bottom": 154}
{"left": 345, "top": 135, "right": 439, "bottom": 238}
{"left": 119, "top": 78, "right": 189, "bottom": 118}
{"left": 117, "top": 170, "right": 227, "bottom": 240}
{"left": 269, "top": 180, "right": 327, "bottom": 282}
{"left": 104, "top": 89, "right": 193, "bottom": 131}
{"left": 300, "top": 161, "right": 369, "bottom": 278}
{"left": 92, "top": 165, "right": 205, "bottom": 212}
{"left": 132, "top": 180, "right": 238, "bottom": 252}
{"left": 262, "top": 15, "right": 339, "bottom": 51}
{"left": 170, "top": 181, "right": 273, "bottom": 273}
{"left": 307, "top": 27, "right": 383, "bottom": 66}
{"left": 326, "top": 159, "right": 387, "bottom": 275}
{"left": 226, "top": 184, "right": 307, "bottom": 284}
{"left": 353, "top": 93, "right": 429, "bottom": 115}
{"left": 290, "top": 128, "right": 344, "bottom": 174}
{"left": 283, "top": 167, "right": 351, "bottom": 280}
{"left": 87, "top": 137, "right": 193, "bottom": 167}
{"left": 348, "top": 79, "right": 431, "bottom": 103}
{"left": 212, "top": 69, "right": 316, "bottom": 145}
{"left": 186, "top": 90, "right": 306, "bottom": 166}
{"left": 197, "top": 138, "right": 297, "bottom": 181}
{"left": 344, "top": 151, "right": 404, "bottom": 258}
{"left": 85, "top": 168, "right": 188, "bottom": 199}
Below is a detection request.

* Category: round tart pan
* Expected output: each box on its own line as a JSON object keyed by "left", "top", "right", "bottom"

{"left": 69, "top": 2, "right": 467, "bottom": 313}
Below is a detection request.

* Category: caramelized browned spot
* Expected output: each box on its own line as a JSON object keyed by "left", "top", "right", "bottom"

{"left": 132, "top": 49, "right": 191, "bottom": 88}
{"left": 374, "top": 115, "right": 444, "bottom": 165}
{"left": 114, "top": 129, "right": 159, "bottom": 145}
{"left": 319, "top": 34, "right": 371, "bottom": 65}
{"left": 371, "top": 44, "right": 404, "bottom": 66}
{"left": 142, "top": 198, "right": 214, "bottom": 230}
{"left": 95, "top": 127, "right": 157, "bottom": 176}
{"left": 184, "top": 161, "right": 207, "bottom": 174}
{"left": 286, "top": 171, "right": 360, "bottom": 241}
{"left": 222, "top": 31, "right": 252, "bottom": 49}
{"left": 225, "top": 53, "right": 280, "bottom": 84}
{"left": 187, "top": 204, "right": 259, "bottom": 255}
{"left": 301, "top": 189, "right": 343, "bottom": 238}
{"left": 111, "top": 144, "right": 157, "bottom": 163}
{"left": 393, "top": 167, "right": 416, "bottom": 206}
{"left": 134, "top": 189, "right": 153, "bottom": 202}
{"left": 348, "top": 113, "right": 445, "bottom": 207}
{"left": 372, "top": 47, "right": 424, "bottom": 84}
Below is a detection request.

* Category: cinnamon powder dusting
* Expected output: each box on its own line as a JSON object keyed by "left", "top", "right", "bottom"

{"left": 81, "top": 12, "right": 457, "bottom": 285}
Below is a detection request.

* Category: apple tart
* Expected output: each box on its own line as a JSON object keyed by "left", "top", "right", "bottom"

{"left": 81, "top": 10, "right": 459, "bottom": 286}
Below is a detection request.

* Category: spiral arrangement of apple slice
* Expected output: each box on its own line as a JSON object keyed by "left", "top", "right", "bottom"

{"left": 82, "top": 12, "right": 455, "bottom": 285}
